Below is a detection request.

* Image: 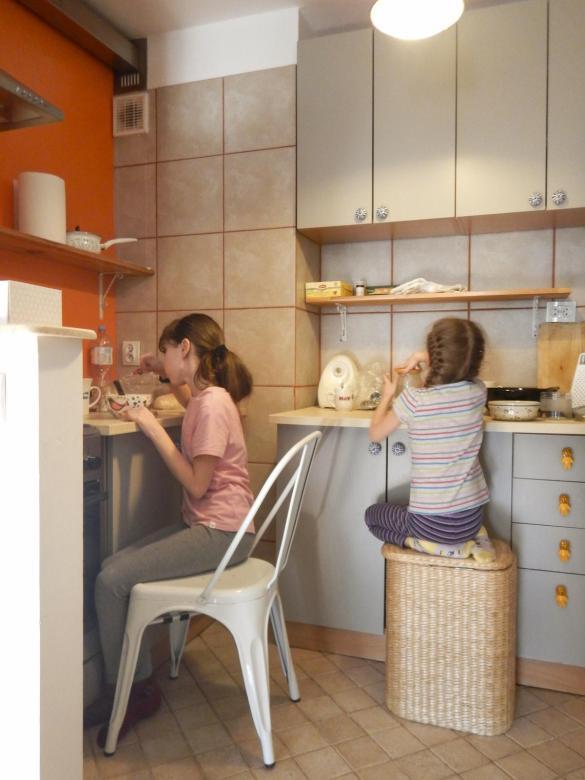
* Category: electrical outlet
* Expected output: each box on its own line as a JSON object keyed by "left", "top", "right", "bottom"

{"left": 122, "top": 340, "right": 140, "bottom": 366}
{"left": 545, "top": 300, "right": 577, "bottom": 323}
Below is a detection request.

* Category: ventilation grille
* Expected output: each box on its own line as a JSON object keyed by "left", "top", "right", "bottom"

{"left": 113, "top": 92, "right": 148, "bottom": 136}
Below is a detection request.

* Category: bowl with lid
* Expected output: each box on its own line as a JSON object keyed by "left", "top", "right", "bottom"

{"left": 487, "top": 400, "right": 540, "bottom": 421}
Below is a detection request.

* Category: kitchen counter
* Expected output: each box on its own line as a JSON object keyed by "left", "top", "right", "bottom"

{"left": 84, "top": 411, "right": 183, "bottom": 436}
{"left": 269, "top": 406, "right": 585, "bottom": 435}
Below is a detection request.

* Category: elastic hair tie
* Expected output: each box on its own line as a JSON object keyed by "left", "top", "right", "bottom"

{"left": 211, "top": 344, "right": 228, "bottom": 365}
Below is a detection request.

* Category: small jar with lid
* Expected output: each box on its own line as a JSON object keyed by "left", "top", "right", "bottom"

{"left": 354, "top": 279, "right": 366, "bottom": 297}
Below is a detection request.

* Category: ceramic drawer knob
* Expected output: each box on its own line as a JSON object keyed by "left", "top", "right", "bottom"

{"left": 552, "top": 189, "right": 567, "bottom": 206}
{"left": 561, "top": 447, "right": 574, "bottom": 470}
{"left": 528, "top": 192, "right": 543, "bottom": 208}
{"left": 555, "top": 585, "right": 569, "bottom": 608}
{"left": 559, "top": 494, "right": 571, "bottom": 516}
{"left": 354, "top": 207, "right": 368, "bottom": 222}
{"left": 558, "top": 540, "right": 571, "bottom": 562}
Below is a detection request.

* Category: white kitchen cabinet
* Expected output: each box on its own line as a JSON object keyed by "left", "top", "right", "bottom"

{"left": 297, "top": 29, "right": 373, "bottom": 230}
{"left": 277, "top": 425, "right": 388, "bottom": 635}
{"left": 456, "top": 0, "right": 547, "bottom": 217}
{"left": 547, "top": 0, "right": 585, "bottom": 211}
{"left": 374, "top": 28, "right": 456, "bottom": 223}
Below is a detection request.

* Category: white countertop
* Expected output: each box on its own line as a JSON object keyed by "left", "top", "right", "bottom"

{"left": 84, "top": 411, "right": 184, "bottom": 436}
{"left": 0, "top": 324, "right": 96, "bottom": 339}
{"left": 269, "top": 406, "right": 585, "bottom": 435}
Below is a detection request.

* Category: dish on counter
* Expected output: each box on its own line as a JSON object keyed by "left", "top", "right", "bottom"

{"left": 487, "top": 400, "right": 540, "bottom": 421}
{"left": 486, "top": 386, "right": 557, "bottom": 402}
{"left": 106, "top": 393, "right": 152, "bottom": 418}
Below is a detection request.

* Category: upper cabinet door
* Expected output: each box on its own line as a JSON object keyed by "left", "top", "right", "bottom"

{"left": 297, "top": 29, "right": 373, "bottom": 230}
{"left": 456, "top": 0, "right": 547, "bottom": 217}
{"left": 374, "top": 28, "right": 456, "bottom": 223}
{"left": 548, "top": 0, "right": 585, "bottom": 211}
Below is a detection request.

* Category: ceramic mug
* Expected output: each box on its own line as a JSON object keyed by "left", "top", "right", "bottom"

{"left": 83, "top": 378, "right": 101, "bottom": 415}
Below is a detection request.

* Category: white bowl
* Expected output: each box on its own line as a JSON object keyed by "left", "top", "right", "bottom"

{"left": 107, "top": 393, "right": 152, "bottom": 418}
{"left": 488, "top": 400, "right": 540, "bottom": 421}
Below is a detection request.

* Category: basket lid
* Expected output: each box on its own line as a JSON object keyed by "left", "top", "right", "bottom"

{"left": 382, "top": 539, "right": 515, "bottom": 571}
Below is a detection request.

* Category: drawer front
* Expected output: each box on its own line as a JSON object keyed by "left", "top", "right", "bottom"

{"left": 513, "top": 479, "right": 585, "bottom": 529}
{"left": 518, "top": 569, "right": 585, "bottom": 666}
{"left": 514, "top": 434, "right": 585, "bottom": 482}
{"left": 513, "top": 524, "right": 585, "bottom": 575}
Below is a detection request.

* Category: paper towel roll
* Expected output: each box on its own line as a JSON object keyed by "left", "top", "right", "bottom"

{"left": 16, "top": 171, "right": 66, "bottom": 243}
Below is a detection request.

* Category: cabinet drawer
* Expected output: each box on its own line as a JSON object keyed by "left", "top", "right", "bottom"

{"left": 513, "top": 524, "right": 585, "bottom": 575}
{"left": 513, "top": 479, "right": 585, "bottom": 529}
{"left": 514, "top": 434, "right": 585, "bottom": 482}
{"left": 518, "top": 569, "right": 585, "bottom": 666}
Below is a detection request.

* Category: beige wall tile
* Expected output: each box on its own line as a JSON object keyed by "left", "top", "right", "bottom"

{"left": 392, "top": 310, "right": 466, "bottom": 369}
{"left": 157, "top": 311, "right": 224, "bottom": 339}
{"left": 157, "top": 79, "right": 222, "bottom": 161}
{"left": 114, "top": 90, "right": 157, "bottom": 167}
{"left": 224, "top": 308, "right": 295, "bottom": 386}
{"left": 393, "top": 235, "right": 468, "bottom": 287}
{"left": 295, "top": 386, "right": 317, "bottom": 409}
{"left": 224, "top": 148, "right": 295, "bottom": 231}
{"left": 296, "top": 310, "right": 320, "bottom": 385}
{"left": 115, "top": 312, "right": 158, "bottom": 376}
{"left": 157, "top": 157, "right": 223, "bottom": 236}
{"left": 296, "top": 233, "right": 321, "bottom": 310}
{"left": 115, "top": 164, "right": 156, "bottom": 238}
{"left": 116, "top": 239, "right": 157, "bottom": 312}
{"left": 472, "top": 309, "right": 538, "bottom": 386}
{"left": 322, "top": 241, "right": 391, "bottom": 290}
{"left": 157, "top": 234, "right": 223, "bottom": 311}
{"left": 321, "top": 312, "right": 391, "bottom": 373}
{"left": 245, "top": 386, "right": 295, "bottom": 462}
{"left": 225, "top": 228, "right": 295, "bottom": 308}
{"left": 555, "top": 227, "right": 585, "bottom": 307}
{"left": 470, "top": 230, "right": 553, "bottom": 309}
{"left": 224, "top": 65, "right": 296, "bottom": 153}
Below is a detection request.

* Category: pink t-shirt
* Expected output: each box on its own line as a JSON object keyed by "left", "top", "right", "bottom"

{"left": 180, "top": 386, "right": 254, "bottom": 534}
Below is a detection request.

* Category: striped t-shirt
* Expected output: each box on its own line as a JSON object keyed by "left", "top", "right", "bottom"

{"left": 392, "top": 380, "right": 489, "bottom": 515}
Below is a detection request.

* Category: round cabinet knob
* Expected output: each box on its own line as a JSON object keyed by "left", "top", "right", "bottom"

{"left": 391, "top": 441, "right": 406, "bottom": 456}
{"left": 559, "top": 494, "right": 571, "bottom": 517}
{"left": 354, "top": 207, "right": 368, "bottom": 223}
{"left": 559, "top": 540, "right": 571, "bottom": 562}
{"left": 555, "top": 584, "right": 568, "bottom": 608}
{"left": 552, "top": 190, "right": 567, "bottom": 206}
{"left": 376, "top": 206, "right": 389, "bottom": 221}
{"left": 561, "top": 447, "right": 574, "bottom": 470}
{"left": 368, "top": 442, "right": 382, "bottom": 456}
{"left": 528, "top": 192, "right": 543, "bottom": 208}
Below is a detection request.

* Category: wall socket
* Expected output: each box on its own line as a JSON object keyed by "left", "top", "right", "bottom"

{"left": 122, "top": 340, "right": 141, "bottom": 366}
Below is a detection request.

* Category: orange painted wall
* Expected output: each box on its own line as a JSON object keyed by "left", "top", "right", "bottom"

{"left": 0, "top": 0, "right": 116, "bottom": 374}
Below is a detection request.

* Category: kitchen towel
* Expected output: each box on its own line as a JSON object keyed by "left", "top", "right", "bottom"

{"left": 15, "top": 171, "right": 66, "bottom": 243}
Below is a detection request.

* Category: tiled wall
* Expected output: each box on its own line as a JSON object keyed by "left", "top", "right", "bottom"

{"left": 322, "top": 228, "right": 585, "bottom": 387}
{"left": 113, "top": 65, "right": 320, "bottom": 503}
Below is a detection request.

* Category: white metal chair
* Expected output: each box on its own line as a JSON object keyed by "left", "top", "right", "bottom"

{"left": 103, "top": 431, "right": 321, "bottom": 766}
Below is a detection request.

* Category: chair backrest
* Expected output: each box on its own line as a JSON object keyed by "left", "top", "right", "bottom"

{"left": 199, "top": 431, "right": 321, "bottom": 602}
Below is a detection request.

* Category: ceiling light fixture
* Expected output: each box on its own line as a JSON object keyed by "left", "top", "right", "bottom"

{"left": 370, "top": 0, "right": 465, "bottom": 41}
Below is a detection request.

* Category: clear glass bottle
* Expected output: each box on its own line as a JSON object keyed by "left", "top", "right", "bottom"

{"left": 90, "top": 324, "right": 113, "bottom": 412}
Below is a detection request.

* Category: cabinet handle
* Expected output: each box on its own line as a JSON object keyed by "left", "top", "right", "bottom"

{"left": 558, "top": 540, "right": 571, "bottom": 562}
{"left": 552, "top": 190, "right": 567, "bottom": 206}
{"left": 555, "top": 584, "right": 568, "bottom": 608}
{"left": 368, "top": 442, "right": 382, "bottom": 456}
{"left": 391, "top": 441, "right": 406, "bottom": 456}
{"left": 561, "top": 447, "right": 574, "bottom": 470}
{"left": 559, "top": 494, "right": 571, "bottom": 517}
{"left": 354, "top": 207, "right": 368, "bottom": 223}
{"left": 528, "top": 192, "right": 543, "bottom": 208}
{"left": 376, "top": 206, "right": 389, "bottom": 221}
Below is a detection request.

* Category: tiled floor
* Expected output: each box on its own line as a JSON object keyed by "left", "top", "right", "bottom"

{"left": 84, "top": 622, "right": 585, "bottom": 780}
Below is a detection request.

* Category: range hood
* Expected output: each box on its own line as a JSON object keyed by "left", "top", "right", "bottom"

{"left": 0, "top": 69, "right": 64, "bottom": 132}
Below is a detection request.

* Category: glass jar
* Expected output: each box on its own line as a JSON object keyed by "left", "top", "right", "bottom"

{"left": 395, "top": 367, "right": 423, "bottom": 397}
{"left": 540, "top": 390, "right": 572, "bottom": 419}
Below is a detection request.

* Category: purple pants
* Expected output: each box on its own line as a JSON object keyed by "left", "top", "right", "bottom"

{"left": 364, "top": 502, "right": 485, "bottom": 547}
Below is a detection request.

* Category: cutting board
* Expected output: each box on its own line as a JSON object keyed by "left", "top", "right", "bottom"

{"left": 537, "top": 322, "right": 585, "bottom": 392}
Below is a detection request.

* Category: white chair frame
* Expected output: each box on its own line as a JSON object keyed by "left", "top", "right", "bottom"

{"left": 103, "top": 431, "right": 321, "bottom": 767}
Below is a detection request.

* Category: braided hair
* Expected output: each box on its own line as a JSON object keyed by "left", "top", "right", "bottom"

{"left": 158, "top": 313, "right": 252, "bottom": 403}
{"left": 425, "top": 318, "right": 485, "bottom": 387}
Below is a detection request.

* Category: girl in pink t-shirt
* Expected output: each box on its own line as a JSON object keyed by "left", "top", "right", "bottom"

{"left": 86, "top": 314, "right": 255, "bottom": 746}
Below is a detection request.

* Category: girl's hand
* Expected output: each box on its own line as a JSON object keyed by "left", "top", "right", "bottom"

{"left": 381, "top": 371, "right": 398, "bottom": 402}
{"left": 135, "top": 352, "right": 163, "bottom": 376}
{"left": 395, "top": 350, "right": 429, "bottom": 374}
{"left": 123, "top": 405, "right": 160, "bottom": 437}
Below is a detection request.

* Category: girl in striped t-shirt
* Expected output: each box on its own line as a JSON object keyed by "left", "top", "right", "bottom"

{"left": 365, "top": 318, "right": 490, "bottom": 552}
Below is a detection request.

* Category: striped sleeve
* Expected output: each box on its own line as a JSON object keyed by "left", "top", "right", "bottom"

{"left": 392, "top": 387, "right": 418, "bottom": 424}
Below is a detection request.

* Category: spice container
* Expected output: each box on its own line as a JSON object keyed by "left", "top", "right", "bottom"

{"left": 354, "top": 279, "right": 366, "bottom": 296}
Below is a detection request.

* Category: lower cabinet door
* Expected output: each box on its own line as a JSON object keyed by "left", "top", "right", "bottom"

{"left": 277, "top": 426, "right": 387, "bottom": 635}
{"left": 518, "top": 568, "right": 585, "bottom": 666}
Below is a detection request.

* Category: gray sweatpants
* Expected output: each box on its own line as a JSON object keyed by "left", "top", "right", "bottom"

{"left": 95, "top": 522, "right": 254, "bottom": 684}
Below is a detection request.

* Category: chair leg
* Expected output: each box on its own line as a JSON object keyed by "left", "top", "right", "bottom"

{"left": 232, "top": 605, "right": 275, "bottom": 768}
{"left": 103, "top": 623, "right": 146, "bottom": 756}
{"left": 270, "top": 593, "right": 300, "bottom": 702}
{"left": 169, "top": 616, "right": 190, "bottom": 679}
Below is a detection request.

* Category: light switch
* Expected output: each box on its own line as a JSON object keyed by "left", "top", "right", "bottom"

{"left": 122, "top": 341, "right": 141, "bottom": 366}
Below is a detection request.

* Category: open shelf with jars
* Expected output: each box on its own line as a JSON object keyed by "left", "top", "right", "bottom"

{"left": 307, "top": 288, "right": 571, "bottom": 307}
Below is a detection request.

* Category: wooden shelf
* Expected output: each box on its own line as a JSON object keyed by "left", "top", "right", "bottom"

{"left": 307, "top": 288, "right": 572, "bottom": 307}
{"left": 0, "top": 226, "right": 154, "bottom": 276}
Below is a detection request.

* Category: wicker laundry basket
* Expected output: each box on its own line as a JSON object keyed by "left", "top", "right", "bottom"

{"left": 383, "top": 539, "right": 517, "bottom": 736}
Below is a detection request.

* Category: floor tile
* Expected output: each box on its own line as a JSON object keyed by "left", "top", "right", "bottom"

{"left": 460, "top": 765, "right": 509, "bottom": 780}
{"left": 150, "top": 756, "right": 205, "bottom": 778}
{"left": 182, "top": 722, "right": 234, "bottom": 755}
{"left": 316, "top": 714, "right": 366, "bottom": 745}
{"left": 271, "top": 702, "right": 309, "bottom": 731}
{"left": 528, "top": 707, "right": 583, "bottom": 737}
{"left": 238, "top": 734, "right": 290, "bottom": 769}
{"left": 277, "top": 721, "right": 328, "bottom": 756}
{"left": 140, "top": 732, "right": 192, "bottom": 768}
{"left": 431, "top": 738, "right": 489, "bottom": 774}
{"left": 350, "top": 705, "right": 400, "bottom": 734}
{"left": 358, "top": 761, "right": 410, "bottom": 779}
{"left": 95, "top": 742, "right": 150, "bottom": 778}
{"left": 344, "top": 666, "right": 385, "bottom": 687}
{"left": 515, "top": 687, "right": 551, "bottom": 717}
{"left": 402, "top": 721, "right": 459, "bottom": 747}
{"left": 313, "top": 671, "right": 356, "bottom": 696}
{"left": 330, "top": 687, "right": 377, "bottom": 713}
{"left": 560, "top": 728, "right": 585, "bottom": 758}
{"left": 372, "top": 725, "right": 426, "bottom": 759}
{"left": 195, "top": 744, "right": 249, "bottom": 779}
{"left": 250, "top": 757, "right": 306, "bottom": 778}
{"left": 297, "top": 694, "right": 344, "bottom": 723}
{"left": 529, "top": 738, "right": 585, "bottom": 775}
{"left": 394, "top": 747, "right": 454, "bottom": 779}
{"left": 295, "top": 746, "right": 352, "bottom": 779}
{"left": 565, "top": 769, "right": 585, "bottom": 780}
{"left": 558, "top": 699, "right": 585, "bottom": 726}
{"left": 507, "top": 716, "right": 555, "bottom": 747}
{"left": 528, "top": 687, "right": 579, "bottom": 707}
{"left": 496, "top": 750, "right": 557, "bottom": 780}
{"left": 335, "top": 735, "right": 389, "bottom": 770}
{"left": 465, "top": 733, "right": 522, "bottom": 760}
